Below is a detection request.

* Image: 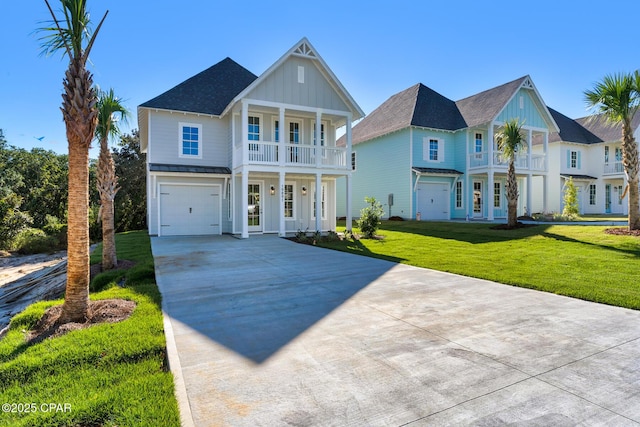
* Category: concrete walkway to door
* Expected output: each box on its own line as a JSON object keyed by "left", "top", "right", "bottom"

{"left": 151, "top": 235, "right": 640, "bottom": 426}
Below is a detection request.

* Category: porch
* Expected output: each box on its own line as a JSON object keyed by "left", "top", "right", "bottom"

{"left": 468, "top": 151, "right": 546, "bottom": 171}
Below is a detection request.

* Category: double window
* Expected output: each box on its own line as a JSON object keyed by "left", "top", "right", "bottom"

{"left": 179, "top": 123, "right": 201, "bottom": 158}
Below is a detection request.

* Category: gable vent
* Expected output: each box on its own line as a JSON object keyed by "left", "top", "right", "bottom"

{"left": 293, "top": 42, "right": 316, "bottom": 58}
{"left": 521, "top": 78, "right": 534, "bottom": 89}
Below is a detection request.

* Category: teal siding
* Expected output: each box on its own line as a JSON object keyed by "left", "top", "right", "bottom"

{"left": 337, "top": 129, "right": 411, "bottom": 219}
{"left": 496, "top": 88, "right": 547, "bottom": 129}
{"left": 411, "top": 128, "right": 458, "bottom": 170}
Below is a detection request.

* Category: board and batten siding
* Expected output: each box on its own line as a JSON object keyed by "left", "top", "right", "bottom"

{"left": 245, "top": 57, "right": 349, "bottom": 112}
{"left": 148, "top": 111, "right": 230, "bottom": 168}
{"left": 496, "top": 88, "right": 547, "bottom": 129}
{"left": 337, "top": 129, "right": 411, "bottom": 219}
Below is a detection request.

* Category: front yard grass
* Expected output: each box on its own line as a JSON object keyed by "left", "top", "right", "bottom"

{"left": 0, "top": 231, "right": 180, "bottom": 427}
{"left": 320, "top": 221, "right": 640, "bottom": 310}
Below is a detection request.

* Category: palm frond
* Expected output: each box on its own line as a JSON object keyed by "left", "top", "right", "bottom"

{"left": 584, "top": 72, "right": 639, "bottom": 125}
{"left": 495, "top": 118, "right": 526, "bottom": 159}
{"left": 95, "top": 88, "right": 130, "bottom": 142}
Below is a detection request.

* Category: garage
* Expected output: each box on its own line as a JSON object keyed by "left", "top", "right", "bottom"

{"left": 416, "top": 182, "right": 449, "bottom": 220}
{"left": 159, "top": 184, "right": 221, "bottom": 236}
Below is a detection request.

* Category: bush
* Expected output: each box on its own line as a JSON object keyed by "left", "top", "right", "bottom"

{"left": 562, "top": 177, "right": 579, "bottom": 218}
{"left": 357, "top": 197, "right": 384, "bottom": 238}
{"left": 14, "top": 228, "right": 63, "bottom": 254}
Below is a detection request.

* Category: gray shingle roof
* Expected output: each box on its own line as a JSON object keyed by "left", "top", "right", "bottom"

{"left": 149, "top": 164, "right": 231, "bottom": 174}
{"left": 560, "top": 174, "right": 598, "bottom": 181}
{"left": 455, "top": 76, "right": 527, "bottom": 128}
{"left": 140, "top": 58, "right": 258, "bottom": 116}
{"left": 413, "top": 167, "right": 464, "bottom": 175}
{"left": 575, "top": 112, "right": 640, "bottom": 143}
{"left": 548, "top": 107, "right": 602, "bottom": 144}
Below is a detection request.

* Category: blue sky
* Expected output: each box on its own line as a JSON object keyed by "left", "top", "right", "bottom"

{"left": 2, "top": 0, "right": 638, "bottom": 156}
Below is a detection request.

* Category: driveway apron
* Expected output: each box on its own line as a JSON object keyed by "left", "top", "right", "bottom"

{"left": 151, "top": 235, "right": 640, "bottom": 426}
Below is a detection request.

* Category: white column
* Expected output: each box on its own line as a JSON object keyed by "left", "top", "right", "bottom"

{"left": 543, "top": 175, "right": 548, "bottom": 213}
{"left": 345, "top": 114, "right": 353, "bottom": 171}
{"left": 279, "top": 171, "right": 285, "bottom": 236}
{"left": 315, "top": 110, "right": 322, "bottom": 168}
{"left": 527, "top": 174, "right": 532, "bottom": 216}
{"left": 527, "top": 129, "right": 533, "bottom": 169}
{"left": 488, "top": 123, "right": 494, "bottom": 167}
{"left": 315, "top": 173, "right": 322, "bottom": 232}
{"left": 543, "top": 131, "right": 549, "bottom": 172}
{"left": 241, "top": 169, "right": 248, "bottom": 238}
{"left": 279, "top": 107, "right": 285, "bottom": 166}
{"left": 230, "top": 172, "right": 236, "bottom": 234}
{"left": 346, "top": 174, "right": 353, "bottom": 231}
{"left": 488, "top": 171, "right": 494, "bottom": 220}
{"left": 241, "top": 101, "right": 249, "bottom": 167}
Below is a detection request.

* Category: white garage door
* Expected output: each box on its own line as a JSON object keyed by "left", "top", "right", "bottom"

{"left": 159, "top": 184, "right": 221, "bottom": 236}
{"left": 417, "top": 183, "right": 449, "bottom": 220}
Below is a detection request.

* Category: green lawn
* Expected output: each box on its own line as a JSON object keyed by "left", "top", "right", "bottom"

{"left": 0, "top": 231, "right": 180, "bottom": 427}
{"left": 321, "top": 221, "right": 640, "bottom": 310}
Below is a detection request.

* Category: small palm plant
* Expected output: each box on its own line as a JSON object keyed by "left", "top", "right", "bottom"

{"left": 96, "top": 88, "right": 129, "bottom": 270}
{"left": 495, "top": 119, "right": 526, "bottom": 228}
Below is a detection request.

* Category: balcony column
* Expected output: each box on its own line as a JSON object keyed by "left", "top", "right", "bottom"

{"left": 527, "top": 128, "right": 533, "bottom": 169}
{"left": 241, "top": 101, "right": 249, "bottom": 167}
{"left": 279, "top": 107, "right": 285, "bottom": 166}
{"left": 241, "top": 168, "right": 248, "bottom": 238}
{"left": 315, "top": 173, "right": 322, "bottom": 232}
{"left": 488, "top": 170, "right": 494, "bottom": 220}
{"left": 279, "top": 171, "right": 286, "bottom": 237}
{"left": 526, "top": 174, "right": 532, "bottom": 216}
{"left": 543, "top": 131, "right": 549, "bottom": 172}
{"left": 488, "top": 123, "right": 494, "bottom": 167}
{"left": 346, "top": 114, "right": 353, "bottom": 171}
{"left": 315, "top": 110, "right": 322, "bottom": 168}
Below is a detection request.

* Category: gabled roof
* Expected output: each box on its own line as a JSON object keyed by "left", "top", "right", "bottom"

{"left": 548, "top": 107, "right": 602, "bottom": 144}
{"left": 139, "top": 58, "right": 258, "bottom": 116}
{"left": 221, "top": 37, "right": 364, "bottom": 120}
{"left": 455, "top": 76, "right": 527, "bottom": 128}
{"left": 576, "top": 112, "right": 640, "bottom": 143}
{"left": 349, "top": 84, "right": 465, "bottom": 145}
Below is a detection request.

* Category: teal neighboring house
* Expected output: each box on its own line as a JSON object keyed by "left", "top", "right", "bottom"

{"left": 337, "top": 76, "right": 560, "bottom": 221}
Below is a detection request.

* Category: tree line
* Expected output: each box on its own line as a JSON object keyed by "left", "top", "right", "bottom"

{"left": 0, "top": 128, "right": 146, "bottom": 251}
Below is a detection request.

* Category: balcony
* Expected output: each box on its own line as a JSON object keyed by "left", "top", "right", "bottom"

{"left": 469, "top": 151, "right": 546, "bottom": 171}
{"left": 603, "top": 161, "right": 624, "bottom": 175}
{"left": 234, "top": 141, "right": 347, "bottom": 169}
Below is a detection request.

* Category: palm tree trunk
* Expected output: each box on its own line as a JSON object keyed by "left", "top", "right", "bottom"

{"left": 98, "top": 138, "right": 118, "bottom": 270}
{"left": 506, "top": 160, "right": 518, "bottom": 227}
{"left": 622, "top": 118, "right": 640, "bottom": 230}
{"left": 59, "top": 58, "right": 97, "bottom": 324}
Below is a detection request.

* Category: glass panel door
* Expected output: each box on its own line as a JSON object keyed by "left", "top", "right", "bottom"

{"left": 473, "top": 181, "right": 483, "bottom": 217}
{"left": 248, "top": 183, "right": 261, "bottom": 232}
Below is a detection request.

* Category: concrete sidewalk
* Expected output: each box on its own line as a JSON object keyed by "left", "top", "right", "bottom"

{"left": 152, "top": 235, "right": 640, "bottom": 426}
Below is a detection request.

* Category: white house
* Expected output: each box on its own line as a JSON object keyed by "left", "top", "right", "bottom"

{"left": 138, "top": 38, "right": 364, "bottom": 237}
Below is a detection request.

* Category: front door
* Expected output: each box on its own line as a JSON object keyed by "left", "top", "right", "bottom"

{"left": 248, "top": 182, "right": 262, "bottom": 232}
{"left": 605, "top": 184, "right": 612, "bottom": 214}
{"left": 473, "top": 181, "right": 483, "bottom": 218}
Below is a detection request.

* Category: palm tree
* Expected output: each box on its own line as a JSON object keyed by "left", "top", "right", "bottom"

{"left": 96, "top": 88, "right": 129, "bottom": 271}
{"left": 585, "top": 72, "right": 640, "bottom": 230}
{"left": 495, "top": 119, "right": 526, "bottom": 228}
{"left": 40, "top": 0, "right": 108, "bottom": 323}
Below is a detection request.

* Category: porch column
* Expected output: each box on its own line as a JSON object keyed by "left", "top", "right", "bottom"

{"left": 488, "top": 171, "right": 494, "bottom": 220}
{"left": 526, "top": 174, "right": 532, "bottom": 216}
{"left": 488, "top": 123, "right": 494, "bottom": 167}
{"left": 543, "top": 131, "right": 549, "bottom": 172}
{"left": 315, "top": 110, "right": 322, "bottom": 168}
{"left": 346, "top": 174, "right": 353, "bottom": 231}
{"left": 279, "top": 107, "right": 285, "bottom": 166}
{"left": 527, "top": 129, "right": 533, "bottom": 169}
{"left": 279, "top": 171, "right": 286, "bottom": 237}
{"left": 315, "top": 173, "right": 322, "bottom": 232}
{"left": 241, "top": 168, "right": 248, "bottom": 238}
{"left": 230, "top": 172, "right": 236, "bottom": 234}
{"left": 543, "top": 175, "right": 548, "bottom": 213}
{"left": 465, "top": 173, "right": 471, "bottom": 220}
{"left": 241, "top": 101, "right": 249, "bottom": 167}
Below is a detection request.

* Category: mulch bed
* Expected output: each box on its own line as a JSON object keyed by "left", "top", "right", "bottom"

{"left": 604, "top": 227, "right": 640, "bottom": 236}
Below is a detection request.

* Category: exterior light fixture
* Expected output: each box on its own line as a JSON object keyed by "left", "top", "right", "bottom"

{"left": 270, "top": 185, "right": 276, "bottom": 195}
{"left": 301, "top": 186, "right": 307, "bottom": 195}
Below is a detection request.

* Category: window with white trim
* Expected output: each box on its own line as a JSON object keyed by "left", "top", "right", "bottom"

{"left": 284, "top": 183, "right": 295, "bottom": 219}
{"left": 475, "top": 133, "right": 483, "bottom": 154}
{"left": 455, "top": 181, "right": 463, "bottom": 209}
{"left": 273, "top": 119, "right": 280, "bottom": 142}
{"left": 313, "top": 122, "right": 326, "bottom": 146}
{"left": 570, "top": 150, "right": 578, "bottom": 168}
{"left": 312, "top": 183, "right": 326, "bottom": 220}
{"left": 179, "top": 122, "right": 202, "bottom": 158}
{"left": 248, "top": 115, "right": 260, "bottom": 151}
{"left": 494, "top": 182, "right": 501, "bottom": 208}
{"left": 589, "top": 184, "right": 596, "bottom": 205}
{"left": 423, "top": 137, "right": 444, "bottom": 162}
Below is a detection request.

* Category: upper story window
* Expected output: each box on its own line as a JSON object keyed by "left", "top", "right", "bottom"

{"left": 568, "top": 150, "right": 580, "bottom": 169}
{"left": 289, "top": 121, "right": 301, "bottom": 144}
{"left": 475, "top": 133, "right": 483, "bottom": 153}
{"left": 351, "top": 152, "right": 357, "bottom": 171}
{"left": 604, "top": 146, "right": 609, "bottom": 163}
{"left": 273, "top": 120, "right": 280, "bottom": 142}
{"left": 615, "top": 147, "right": 622, "bottom": 161}
{"left": 313, "top": 123, "right": 326, "bottom": 146}
{"left": 423, "top": 137, "right": 444, "bottom": 162}
{"left": 179, "top": 123, "right": 202, "bottom": 158}
{"left": 248, "top": 115, "right": 261, "bottom": 151}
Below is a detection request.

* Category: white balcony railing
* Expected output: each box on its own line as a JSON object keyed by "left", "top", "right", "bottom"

{"left": 468, "top": 152, "right": 546, "bottom": 171}
{"left": 235, "top": 141, "right": 348, "bottom": 168}
{"left": 604, "top": 161, "right": 624, "bottom": 175}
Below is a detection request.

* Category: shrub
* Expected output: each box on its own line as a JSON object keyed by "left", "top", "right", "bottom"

{"left": 562, "top": 177, "right": 579, "bottom": 218}
{"left": 357, "top": 197, "right": 384, "bottom": 238}
{"left": 14, "top": 228, "right": 63, "bottom": 254}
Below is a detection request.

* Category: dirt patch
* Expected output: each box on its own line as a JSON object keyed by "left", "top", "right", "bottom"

{"left": 26, "top": 299, "right": 136, "bottom": 344}
{"left": 604, "top": 227, "right": 640, "bottom": 237}
{"left": 90, "top": 259, "right": 136, "bottom": 282}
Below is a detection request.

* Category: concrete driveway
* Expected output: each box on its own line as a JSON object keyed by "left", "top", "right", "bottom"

{"left": 151, "top": 235, "right": 640, "bottom": 426}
